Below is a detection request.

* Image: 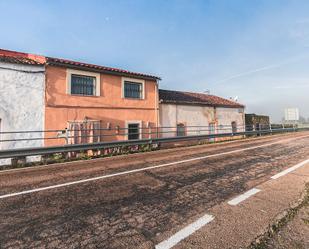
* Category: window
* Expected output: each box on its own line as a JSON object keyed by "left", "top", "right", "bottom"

{"left": 231, "top": 121, "right": 237, "bottom": 133}
{"left": 67, "top": 69, "right": 100, "bottom": 96}
{"left": 209, "top": 123, "right": 216, "bottom": 134}
{"left": 176, "top": 123, "right": 186, "bottom": 136}
{"left": 209, "top": 123, "right": 216, "bottom": 142}
{"left": 124, "top": 81, "right": 142, "bottom": 99}
{"left": 128, "top": 123, "right": 140, "bottom": 140}
{"left": 122, "top": 77, "right": 145, "bottom": 99}
{"left": 71, "top": 74, "right": 96, "bottom": 96}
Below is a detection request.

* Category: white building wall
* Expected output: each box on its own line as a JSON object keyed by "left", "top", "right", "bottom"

{"left": 0, "top": 62, "right": 45, "bottom": 165}
{"left": 159, "top": 104, "right": 177, "bottom": 137}
{"left": 216, "top": 107, "right": 245, "bottom": 133}
{"left": 159, "top": 103, "right": 245, "bottom": 137}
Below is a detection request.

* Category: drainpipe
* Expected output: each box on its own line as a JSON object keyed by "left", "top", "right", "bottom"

{"left": 214, "top": 107, "right": 217, "bottom": 141}
{"left": 155, "top": 80, "right": 160, "bottom": 138}
{"left": 176, "top": 104, "right": 178, "bottom": 134}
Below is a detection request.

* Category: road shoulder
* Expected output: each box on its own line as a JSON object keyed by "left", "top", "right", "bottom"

{"left": 162, "top": 162, "right": 309, "bottom": 249}
{"left": 250, "top": 183, "right": 309, "bottom": 249}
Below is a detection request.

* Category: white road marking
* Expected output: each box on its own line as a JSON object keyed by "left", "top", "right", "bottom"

{"left": 0, "top": 135, "right": 308, "bottom": 200}
{"left": 228, "top": 188, "right": 261, "bottom": 206}
{"left": 271, "top": 158, "right": 309, "bottom": 180}
{"left": 155, "top": 214, "right": 214, "bottom": 249}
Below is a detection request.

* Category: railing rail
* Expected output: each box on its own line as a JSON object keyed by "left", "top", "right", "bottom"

{"left": 0, "top": 123, "right": 301, "bottom": 143}
{"left": 0, "top": 126, "right": 308, "bottom": 160}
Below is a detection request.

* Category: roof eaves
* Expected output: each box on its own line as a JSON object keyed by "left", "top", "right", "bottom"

{"left": 46, "top": 57, "right": 161, "bottom": 81}
{"left": 160, "top": 99, "right": 244, "bottom": 108}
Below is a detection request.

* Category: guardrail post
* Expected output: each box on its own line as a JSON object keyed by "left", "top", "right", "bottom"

{"left": 65, "top": 128, "right": 69, "bottom": 145}
{"left": 11, "top": 156, "right": 26, "bottom": 167}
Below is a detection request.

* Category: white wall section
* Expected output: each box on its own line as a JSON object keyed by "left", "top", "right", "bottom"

{"left": 159, "top": 103, "right": 245, "bottom": 137}
{"left": 0, "top": 62, "right": 45, "bottom": 165}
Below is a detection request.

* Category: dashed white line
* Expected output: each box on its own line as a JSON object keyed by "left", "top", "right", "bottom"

{"left": 0, "top": 135, "right": 308, "bottom": 200}
{"left": 228, "top": 188, "right": 261, "bottom": 206}
{"left": 155, "top": 214, "right": 214, "bottom": 249}
{"left": 271, "top": 158, "right": 309, "bottom": 180}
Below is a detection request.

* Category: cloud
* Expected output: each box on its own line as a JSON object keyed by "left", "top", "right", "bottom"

{"left": 212, "top": 54, "right": 309, "bottom": 85}
{"left": 272, "top": 84, "right": 309, "bottom": 89}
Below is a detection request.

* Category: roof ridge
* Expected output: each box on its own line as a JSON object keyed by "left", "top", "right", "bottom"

{"left": 0, "top": 54, "right": 37, "bottom": 60}
{"left": 0, "top": 48, "right": 46, "bottom": 63}
{"left": 159, "top": 88, "right": 239, "bottom": 102}
{"left": 0, "top": 54, "right": 44, "bottom": 65}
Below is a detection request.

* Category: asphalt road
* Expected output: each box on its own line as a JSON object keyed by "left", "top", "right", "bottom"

{"left": 1, "top": 132, "right": 309, "bottom": 249}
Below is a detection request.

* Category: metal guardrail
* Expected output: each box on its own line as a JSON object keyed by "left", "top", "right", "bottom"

{"left": 0, "top": 127, "right": 307, "bottom": 160}
{"left": 0, "top": 124, "right": 264, "bottom": 143}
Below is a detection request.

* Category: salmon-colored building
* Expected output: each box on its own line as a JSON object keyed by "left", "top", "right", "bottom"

{"left": 44, "top": 57, "right": 161, "bottom": 145}
{"left": 0, "top": 49, "right": 161, "bottom": 146}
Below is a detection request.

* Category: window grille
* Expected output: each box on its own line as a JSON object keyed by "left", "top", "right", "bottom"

{"left": 176, "top": 123, "right": 186, "bottom": 136}
{"left": 71, "top": 74, "right": 95, "bottom": 96}
{"left": 128, "top": 123, "right": 140, "bottom": 140}
{"left": 124, "top": 81, "right": 142, "bottom": 99}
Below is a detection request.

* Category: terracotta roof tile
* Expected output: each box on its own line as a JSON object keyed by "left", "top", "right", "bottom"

{"left": 46, "top": 56, "right": 161, "bottom": 80}
{"left": 0, "top": 55, "right": 44, "bottom": 65}
{"left": 159, "top": 89, "right": 245, "bottom": 108}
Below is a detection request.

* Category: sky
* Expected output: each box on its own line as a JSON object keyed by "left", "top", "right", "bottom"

{"left": 0, "top": 0, "right": 309, "bottom": 122}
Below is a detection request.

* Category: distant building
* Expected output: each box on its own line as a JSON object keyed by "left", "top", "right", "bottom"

{"left": 159, "top": 89, "right": 245, "bottom": 138}
{"left": 284, "top": 108, "right": 299, "bottom": 123}
{"left": 245, "top": 114, "right": 270, "bottom": 131}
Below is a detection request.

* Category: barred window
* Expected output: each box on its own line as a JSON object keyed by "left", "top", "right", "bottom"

{"left": 124, "top": 81, "right": 143, "bottom": 99}
{"left": 128, "top": 123, "right": 140, "bottom": 140}
{"left": 231, "top": 121, "right": 237, "bottom": 133}
{"left": 71, "top": 74, "right": 96, "bottom": 96}
{"left": 176, "top": 123, "right": 186, "bottom": 137}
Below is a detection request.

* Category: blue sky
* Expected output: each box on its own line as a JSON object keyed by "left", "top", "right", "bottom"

{"left": 1, "top": 0, "right": 309, "bottom": 122}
